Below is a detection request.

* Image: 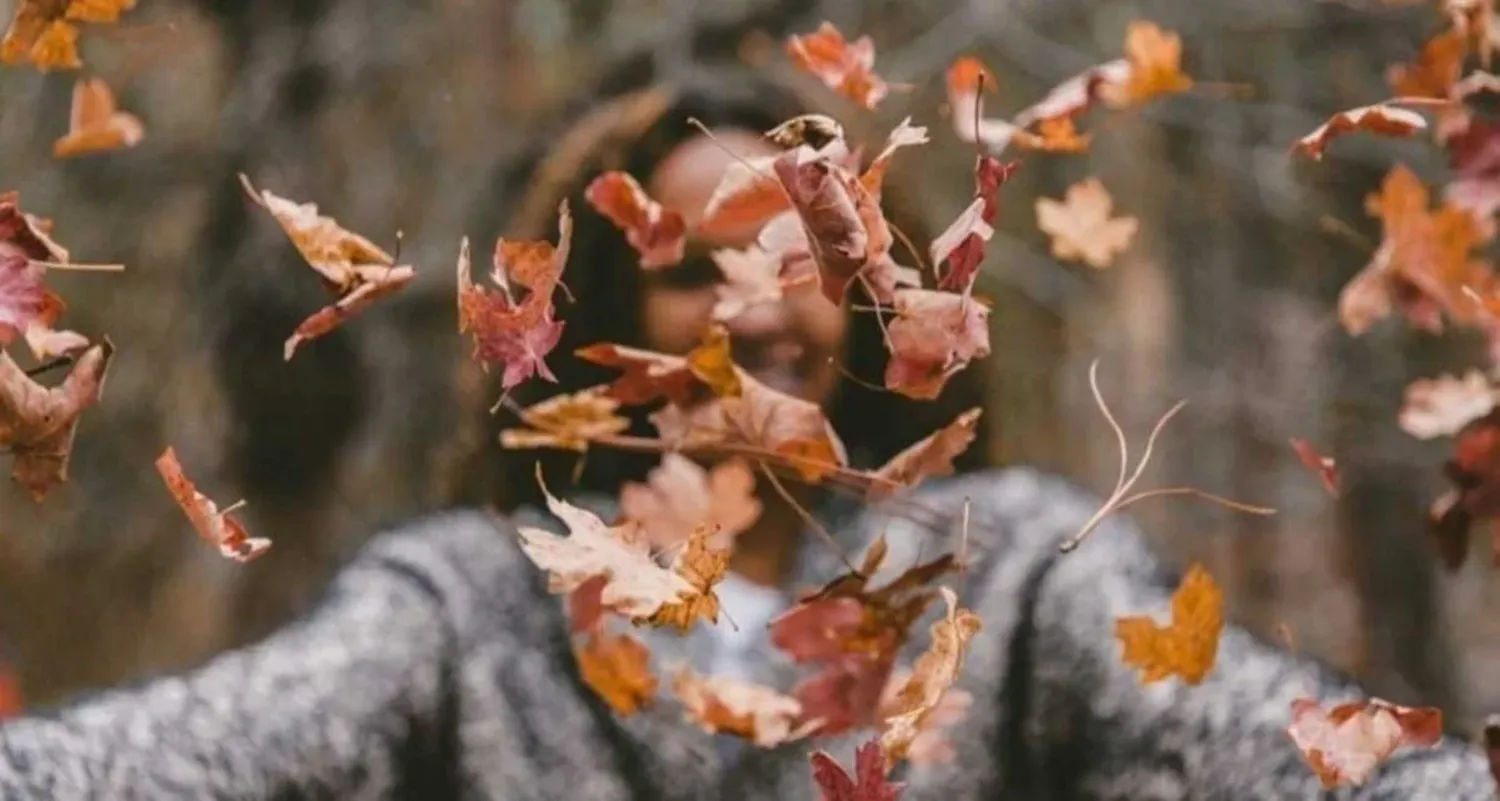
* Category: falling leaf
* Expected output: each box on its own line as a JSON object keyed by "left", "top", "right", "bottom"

{"left": 878, "top": 588, "right": 982, "bottom": 764}
{"left": 1014, "top": 115, "right": 1093, "bottom": 153}
{"left": 878, "top": 670, "right": 972, "bottom": 766}
{"left": 1442, "top": 115, "right": 1500, "bottom": 223}
{"left": 1387, "top": 30, "right": 1467, "bottom": 99}
{"left": 645, "top": 523, "right": 730, "bottom": 632}
{"left": 575, "top": 631, "right": 657, "bottom": 716}
{"left": 0, "top": 339, "right": 111, "bottom": 500}
{"left": 1035, "top": 178, "right": 1139, "bottom": 269}
{"left": 710, "top": 245, "right": 790, "bottom": 323}
{"left": 1399, "top": 370, "right": 1499, "bottom": 439}
{"left": 575, "top": 343, "right": 705, "bottom": 407}
{"left": 1429, "top": 409, "right": 1500, "bottom": 568}
{"left": 884, "top": 288, "right": 992, "bottom": 401}
{"left": 937, "top": 156, "right": 1019, "bottom": 292}
{"left": 870, "top": 407, "right": 982, "bottom": 497}
{"left": 1338, "top": 165, "right": 1490, "bottom": 336}
{"left": 672, "top": 667, "right": 813, "bottom": 747}
{"left": 240, "top": 174, "right": 415, "bottom": 360}
{"left": 584, "top": 171, "right": 687, "bottom": 270}
{"left": 1294, "top": 103, "right": 1429, "bottom": 161}
{"left": 809, "top": 740, "right": 906, "bottom": 801}
{"left": 929, "top": 199, "right": 993, "bottom": 284}
{"left": 1286, "top": 697, "right": 1442, "bottom": 788}
{"left": 1114, "top": 562, "right": 1223, "bottom": 685}
{"left": 1099, "top": 21, "right": 1194, "bottom": 108}
{"left": 516, "top": 476, "right": 697, "bottom": 621}
{"left": 568, "top": 575, "right": 608, "bottom": 635}
{"left": 457, "top": 204, "right": 572, "bottom": 389}
{"left": 699, "top": 154, "right": 796, "bottom": 240}
{"left": 499, "top": 385, "right": 630, "bottom": 452}
{"left": 1, "top": 0, "right": 137, "bottom": 70}
{"left": 0, "top": 249, "right": 46, "bottom": 348}
{"left": 619, "top": 453, "right": 763, "bottom": 549}
{"left": 155, "top": 446, "right": 270, "bottom": 562}
{"left": 945, "top": 56, "right": 1024, "bottom": 154}
{"left": 686, "top": 323, "right": 743, "bottom": 398}
{"left": 785, "top": 22, "right": 889, "bottom": 110}
{"left": 52, "top": 77, "right": 144, "bottom": 159}
{"left": 772, "top": 538, "right": 958, "bottom": 735}
{"left": 1289, "top": 437, "right": 1340, "bottom": 497}
{"left": 860, "top": 118, "right": 929, "bottom": 198}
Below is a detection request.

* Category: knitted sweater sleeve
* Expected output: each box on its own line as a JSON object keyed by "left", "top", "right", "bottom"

{"left": 0, "top": 509, "right": 632, "bottom": 801}
{"left": 892, "top": 468, "right": 1495, "bottom": 801}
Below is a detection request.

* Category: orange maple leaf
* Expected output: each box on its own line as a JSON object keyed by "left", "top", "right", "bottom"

{"left": 574, "top": 631, "right": 657, "bottom": 716}
{"left": 1, "top": 0, "right": 136, "bottom": 70}
{"left": 499, "top": 385, "right": 630, "bottom": 453}
{"left": 1035, "top": 178, "right": 1139, "bottom": 269}
{"left": 1115, "top": 562, "right": 1222, "bottom": 685}
{"left": 785, "top": 22, "right": 889, "bottom": 110}
{"left": 1101, "top": 21, "right": 1194, "bottom": 108}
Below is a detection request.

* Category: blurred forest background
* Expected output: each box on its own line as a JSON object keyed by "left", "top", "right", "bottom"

{"left": 1, "top": 0, "right": 1495, "bottom": 737}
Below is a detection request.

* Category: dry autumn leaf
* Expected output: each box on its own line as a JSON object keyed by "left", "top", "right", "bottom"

{"left": 499, "top": 385, "right": 630, "bottom": 452}
{"left": 884, "top": 288, "right": 992, "bottom": 400}
{"left": 686, "top": 323, "right": 743, "bottom": 398}
{"left": 1387, "top": 30, "right": 1467, "bottom": 99}
{"left": 0, "top": 339, "right": 112, "bottom": 501}
{"left": 809, "top": 740, "right": 906, "bottom": 801}
{"left": 878, "top": 668, "right": 972, "bottom": 766}
{"left": 870, "top": 407, "right": 982, "bottom": 498}
{"left": 1338, "top": 164, "right": 1490, "bottom": 336}
{"left": 645, "top": 523, "right": 730, "bottom": 632}
{"left": 1100, "top": 21, "right": 1194, "bottom": 109}
{"left": 575, "top": 343, "right": 705, "bottom": 407}
{"left": 584, "top": 171, "right": 687, "bottom": 270}
{"left": 574, "top": 631, "right": 657, "bottom": 716}
{"left": 619, "top": 453, "right": 763, "bottom": 549}
{"left": 1294, "top": 103, "right": 1429, "bottom": 161}
{"left": 52, "top": 76, "right": 144, "bottom": 159}
{"left": 240, "top": 174, "right": 415, "bottom": 360}
{"left": 1285, "top": 697, "right": 1442, "bottom": 789}
{"left": 1289, "top": 437, "right": 1340, "bottom": 497}
{"left": 457, "top": 204, "right": 572, "bottom": 390}
{"left": 1429, "top": 409, "right": 1500, "bottom": 569}
{"left": 878, "top": 588, "right": 982, "bottom": 765}
{"left": 1114, "top": 562, "right": 1223, "bottom": 685}
{"left": 672, "top": 667, "right": 814, "bottom": 747}
{"left": 21, "top": 287, "right": 88, "bottom": 361}
{"left": 1035, "top": 178, "right": 1139, "bottom": 269}
{"left": 710, "top": 245, "right": 791, "bottom": 323}
{"left": 785, "top": 22, "right": 889, "bottom": 110}
{"left": 516, "top": 472, "right": 696, "bottom": 621}
{"left": 155, "top": 446, "right": 270, "bottom": 562}
{"left": 1014, "top": 116, "right": 1093, "bottom": 153}
{"left": 2, "top": 0, "right": 137, "bottom": 70}
{"left": 1399, "top": 370, "right": 1499, "bottom": 439}
{"left": 937, "top": 156, "right": 1018, "bottom": 292}
{"left": 860, "top": 118, "right": 929, "bottom": 199}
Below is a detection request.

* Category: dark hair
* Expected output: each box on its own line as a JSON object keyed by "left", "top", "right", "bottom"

{"left": 445, "top": 67, "right": 997, "bottom": 513}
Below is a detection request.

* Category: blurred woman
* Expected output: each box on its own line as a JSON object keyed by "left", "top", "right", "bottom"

{"left": 0, "top": 64, "right": 1489, "bottom": 801}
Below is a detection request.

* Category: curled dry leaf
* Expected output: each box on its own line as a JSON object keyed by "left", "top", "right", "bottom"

{"left": 1399, "top": 370, "right": 1499, "bottom": 439}
{"left": 1442, "top": 115, "right": 1500, "bottom": 223}
{"left": 878, "top": 669, "right": 973, "bottom": 766}
{"left": 52, "top": 77, "right": 144, "bottom": 159}
{"left": 584, "top": 171, "right": 687, "bottom": 270}
{"left": 870, "top": 407, "right": 982, "bottom": 498}
{"left": 1338, "top": 165, "right": 1490, "bottom": 337}
{"left": 809, "top": 740, "right": 906, "bottom": 801}
{"left": 0, "top": 339, "right": 112, "bottom": 500}
{"left": 0, "top": 192, "right": 87, "bottom": 359}
{"left": 619, "top": 453, "right": 763, "bottom": 549}
{"left": 860, "top": 118, "right": 929, "bottom": 199}
{"left": 785, "top": 22, "right": 889, "bottom": 110}
{"left": 574, "top": 631, "right": 657, "bottom": 716}
{"left": 0, "top": 247, "right": 46, "bottom": 348}
{"left": 2, "top": 0, "right": 137, "bottom": 70}
{"left": 646, "top": 523, "right": 730, "bottom": 632}
{"left": 938, "top": 156, "right": 1019, "bottom": 292}
{"left": 1289, "top": 437, "right": 1340, "bottom": 497}
{"left": 1286, "top": 697, "right": 1442, "bottom": 789}
{"left": 673, "top": 667, "right": 813, "bottom": 748}
{"left": 878, "top": 588, "right": 982, "bottom": 765}
{"left": 686, "top": 323, "right": 743, "bottom": 398}
{"left": 22, "top": 288, "right": 88, "bottom": 361}
{"left": 1114, "top": 562, "right": 1223, "bottom": 685}
{"left": 929, "top": 199, "right": 992, "bottom": 285}
{"left": 1014, "top": 116, "right": 1092, "bottom": 153}
{"left": 499, "top": 385, "right": 630, "bottom": 452}
{"left": 457, "top": 203, "right": 572, "bottom": 390}
{"left": 240, "top": 175, "right": 415, "bottom": 361}
{"left": 884, "top": 288, "right": 992, "bottom": 401}
{"left": 1035, "top": 178, "right": 1139, "bottom": 269}
{"left": 155, "top": 446, "right": 270, "bottom": 562}
{"left": 575, "top": 343, "right": 705, "bottom": 407}
{"left": 1294, "top": 103, "right": 1428, "bottom": 161}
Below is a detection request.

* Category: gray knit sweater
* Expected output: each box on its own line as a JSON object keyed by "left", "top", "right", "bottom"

{"left": 0, "top": 467, "right": 1491, "bottom": 800}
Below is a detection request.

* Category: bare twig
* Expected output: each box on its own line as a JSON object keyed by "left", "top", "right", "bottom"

{"left": 1059, "top": 360, "right": 1275, "bottom": 553}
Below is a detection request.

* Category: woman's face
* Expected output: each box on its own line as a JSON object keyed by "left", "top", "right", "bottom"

{"left": 642, "top": 129, "right": 848, "bottom": 407}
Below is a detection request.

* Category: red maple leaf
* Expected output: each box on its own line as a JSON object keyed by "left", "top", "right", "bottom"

{"left": 937, "top": 156, "right": 1019, "bottom": 292}
{"left": 809, "top": 740, "right": 905, "bottom": 801}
